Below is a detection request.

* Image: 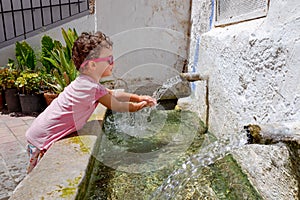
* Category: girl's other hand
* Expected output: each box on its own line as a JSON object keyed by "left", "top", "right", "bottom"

{"left": 139, "top": 96, "right": 157, "bottom": 107}
{"left": 132, "top": 101, "right": 148, "bottom": 111}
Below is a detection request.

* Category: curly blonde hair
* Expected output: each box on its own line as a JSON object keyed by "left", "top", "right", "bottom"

{"left": 72, "top": 31, "right": 113, "bottom": 70}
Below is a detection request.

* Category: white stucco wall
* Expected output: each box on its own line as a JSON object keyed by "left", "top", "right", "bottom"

{"left": 96, "top": 0, "right": 191, "bottom": 96}
{"left": 189, "top": 0, "right": 300, "bottom": 198}
{"left": 0, "top": 15, "right": 95, "bottom": 66}
{"left": 193, "top": 0, "right": 300, "bottom": 140}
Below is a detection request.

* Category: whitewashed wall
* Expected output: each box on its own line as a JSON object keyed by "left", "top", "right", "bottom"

{"left": 189, "top": 0, "right": 300, "bottom": 198}
{"left": 191, "top": 0, "right": 300, "bottom": 142}
{"left": 96, "top": 0, "right": 191, "bottom": 96}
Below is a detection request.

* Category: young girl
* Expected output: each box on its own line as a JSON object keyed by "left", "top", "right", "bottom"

{"left": 25, "top": 31, "right": 156, "bottom": 173}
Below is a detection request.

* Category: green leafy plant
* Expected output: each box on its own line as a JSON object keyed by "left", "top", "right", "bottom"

{"left": 41, "top": 35, "right": 56, "bottom": 74}
{"left": 62, "top": 27, "right": 78, "bottom": 61}
{"left": 15, "top": 70, "right": 43, "bottom": 94}
{"left": 15, "top": 41, "right": 37, "bottom": 71}
{"left": 2, "top": 40, "right": 39, "bottom": 92}
{"left": 0, "top": 61, "right": 20, "bottom": 90}
{"left": 41, "top": 28, "right": 79, "bottom": 93}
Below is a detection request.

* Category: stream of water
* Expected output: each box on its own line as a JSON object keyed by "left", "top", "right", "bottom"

{"left": 149, "top": 76, "right": 249, "bottom": 198}
{"left": 151, "top": 75, "right": 182, "bottom": 100}
{"left": 150, "top": 134, "right": 248, "bottom": 199}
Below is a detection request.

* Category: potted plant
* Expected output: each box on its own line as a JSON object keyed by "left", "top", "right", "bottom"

{"left": 15, "top": 70, "right": 46, "bottom": 114}
{"left": 40, "top": 34, "right": 61, "bottom": 105}
{"left": 0, "top": 63, "right": 22, "bottom": 113}
{"left": 12, "top": 40, "right": 46, "bottom": 114}
{"left": 40, "top": 28, "right": 79, "bottom": 104}
{"left": 41, "top": 72, "right": 60, "bottom": 106}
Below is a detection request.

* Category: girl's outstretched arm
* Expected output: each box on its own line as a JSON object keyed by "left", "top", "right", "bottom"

{"left": 98, "top": 93, "right": 148, "bottom": 112}
{"left": 107, "top": 89, "right": 157, "bottom": 106}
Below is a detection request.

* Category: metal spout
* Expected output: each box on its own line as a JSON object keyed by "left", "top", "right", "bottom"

{"left": 179, "top": 73, "right": 208, "bottom": 82}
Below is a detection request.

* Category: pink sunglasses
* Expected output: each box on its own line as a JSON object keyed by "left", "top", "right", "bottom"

{"left": 80, "top": 55, "right": 114, "bottom": 68}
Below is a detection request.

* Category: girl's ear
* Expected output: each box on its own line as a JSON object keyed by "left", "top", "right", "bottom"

{"left": 88, "top": 61, "right": 96, "bottom": 69}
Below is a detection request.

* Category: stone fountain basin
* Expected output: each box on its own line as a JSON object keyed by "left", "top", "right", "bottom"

{"left": 9, "top": 103, "right": 261, "bottom": 199}
{"left": 76, "top": 110, "right": 261, "bottom": 200}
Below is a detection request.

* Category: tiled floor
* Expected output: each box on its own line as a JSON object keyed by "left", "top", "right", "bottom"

{"left": 0, "top": 113, "right": 35, "bottom": 200}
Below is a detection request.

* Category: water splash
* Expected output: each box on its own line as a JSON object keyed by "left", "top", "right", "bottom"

{"left": 105, "top": 106, "right": 158, "bottom": 138}
{"left": 108, "top": 74, "right": 183, "bottom": 137}
{"left": 150, "top": 133, "right": 248, "bottom": 199}
{"left": 152, "top": 75, "right": 183, "bottom": 100}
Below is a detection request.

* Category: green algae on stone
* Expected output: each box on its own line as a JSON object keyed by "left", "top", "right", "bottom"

{"left": 209, "top": 154, "right": 262, "bottom": 200}
{"left": 58, "top": 174, "right": 82, "bottom": 198}
{"left": 68, "top": 136, "right": 91, "bottom": 154}
{"left": 173, "top": 154, "right": 262, "bottom": 200}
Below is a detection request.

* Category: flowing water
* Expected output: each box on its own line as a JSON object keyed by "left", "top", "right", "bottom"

{"left": 109, "top": 75, "right": 183, "bottom": 138}
{"left": 151, "top": 75, "right": 183, "bottom": 100}
{"left": 150, "top": 134, "right": 248, "bottom": 199}
{"left": 76, "top": 76, "right": 261, "bottom": 199}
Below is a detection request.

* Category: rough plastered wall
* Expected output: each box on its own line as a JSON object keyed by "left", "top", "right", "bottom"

{"left": 193, "top": 0, "right": 300, "bottom": 144}
{"left": 189, "top": 0, "right": 300, "bottom": 199}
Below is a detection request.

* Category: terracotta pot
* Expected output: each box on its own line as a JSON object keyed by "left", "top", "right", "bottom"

{"left": 43, "top": 93, "right": 59, "bottom": 106}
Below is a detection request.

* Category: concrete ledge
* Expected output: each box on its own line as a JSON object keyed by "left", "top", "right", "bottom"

{"left": 9, "top": 105, "right": 106, "bottom": 200}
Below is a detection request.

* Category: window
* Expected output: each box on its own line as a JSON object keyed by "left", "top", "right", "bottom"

{"left": 215, "top": 0, "right": 269, "bottom": 27}
{"left": 0, "top": 0, "right": 91, "bottom": 48}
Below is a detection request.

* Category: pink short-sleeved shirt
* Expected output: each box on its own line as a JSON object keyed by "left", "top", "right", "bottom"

{"left": 26, "top": 74, "right": 108, "bottom": 150}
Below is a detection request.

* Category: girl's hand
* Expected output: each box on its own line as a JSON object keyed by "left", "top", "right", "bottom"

{"left": 139, "top": 96, "right": 157, "bottom": 107}
{"left": 131, "top": 101, "right": 148, "bottom": 112}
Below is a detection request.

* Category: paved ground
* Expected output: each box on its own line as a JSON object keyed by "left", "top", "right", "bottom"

{"left": 0, "top": 113, "right": 35, "bottom": 200}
